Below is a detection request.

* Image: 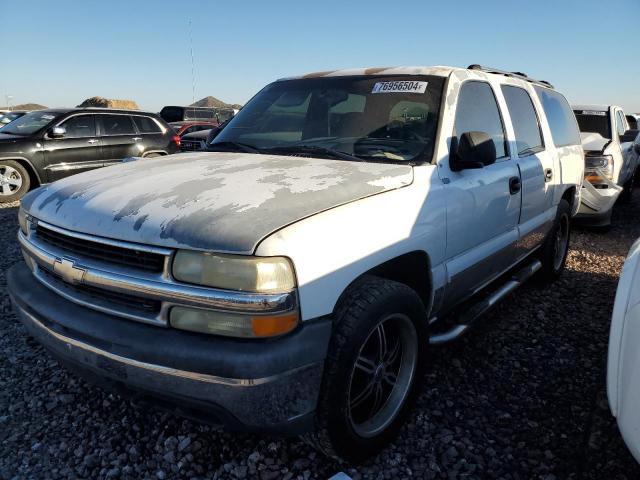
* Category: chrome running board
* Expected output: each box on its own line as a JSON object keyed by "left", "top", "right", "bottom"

{"left": 429, "top": 260, "right": 542, "bottom": 346}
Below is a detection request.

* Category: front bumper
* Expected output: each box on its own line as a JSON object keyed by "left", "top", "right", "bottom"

{"left": 7, "top": 263, "right": 331, "bottom": 434}
{"left": 574, "top": 174, "right": 622, "bottom": 226}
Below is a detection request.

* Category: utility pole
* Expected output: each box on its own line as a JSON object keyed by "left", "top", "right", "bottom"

{"left": 5, "top": 95, "right": 13, "bottom": 111}
{"left": 188, "top": 19, "right": 196, "bottom": 108}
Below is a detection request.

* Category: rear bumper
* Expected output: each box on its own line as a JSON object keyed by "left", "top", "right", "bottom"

{"left": 7, "top": 262, "right": 331, "bottom": 434}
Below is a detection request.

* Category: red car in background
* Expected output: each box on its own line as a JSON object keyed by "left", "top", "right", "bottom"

{"left": 169, "top": 121, "right": 219, "bottom": 137}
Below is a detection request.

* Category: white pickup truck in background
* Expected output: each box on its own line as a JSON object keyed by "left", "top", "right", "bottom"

{"left": 573, "top": 105, "right": 640, "bottom": 226}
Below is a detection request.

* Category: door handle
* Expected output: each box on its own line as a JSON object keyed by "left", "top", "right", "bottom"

{"left": 509, "top": 176, "right": 521, "bottom": 195}
{"left": 132, "top": 137, "right": 143, "bottom": 142}
{"left": 87, "top": 139, "right": 99, "bottom": 144}
{"left": 544, "top": 168, "right": 553, "bottom": 182}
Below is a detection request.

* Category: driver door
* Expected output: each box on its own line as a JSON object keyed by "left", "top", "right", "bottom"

{"left": 43, "top": 114, "right": 103, "bottom": 182}
{"left": 440, "top": 81, "right": 522, "bottom": 310}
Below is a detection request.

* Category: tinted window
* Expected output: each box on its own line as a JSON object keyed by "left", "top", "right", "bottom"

{"left": 627, "top": 115, "right": 638, "bottom": 130}
{"left": 133, "top": 115, "right": 162, "bottom": 133}
{"left": 61, "top": 115, "right": 96, "bottom": 138}
{"left": 574, "top": 110, "right": 611, "bottom": 139}
{"left": 160, "top": 106, "right": 184, "bottom": 123}
{"left": 101, "top": 115, "right": 136, "bottom": 135}
{"left": 453, "top": 81, "right": 507, "bottom": 158}
{"left": 501, "top": 86, "right": 543, "bottom": 156}
{"left": 534, "top": 87, "right": 581, "bottom": 147}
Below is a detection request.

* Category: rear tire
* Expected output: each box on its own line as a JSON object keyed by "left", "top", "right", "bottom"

{"left": 304, "top": 276, "right": 428, "bottom": 462}
{"left": 536, "top": 199, "right": 571, "bottom": 283}
{"left": 0, "top": 160, "right": 30, "bottom": 203}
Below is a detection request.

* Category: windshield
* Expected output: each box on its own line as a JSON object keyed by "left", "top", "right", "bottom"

{"left": 0, "top": 112, "right": 24, "bottom": 125}
{"left": 1, "top": 111, "right": 59, "bottom": 135}
{"left": 574, "top": 110, "right": 611, "bottom": 139}
{"left": 211, "top": 75, "right": 445, "bottom": 163}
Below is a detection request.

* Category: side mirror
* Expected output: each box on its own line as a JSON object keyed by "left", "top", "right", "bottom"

{"left": 450, "top": 131, "right": 497, "bottom": 172}
{"left": 620, "top": 129, "right": 639, "bottom": 144}
{"left": 49, "top": 126, "right": 66, "bottom": 139}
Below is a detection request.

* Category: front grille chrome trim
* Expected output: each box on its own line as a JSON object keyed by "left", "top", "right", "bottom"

{"left": 34, "top": 267, "right": 165, "bottom": 326}
{"left": 36, "top": 220, "right": 173, "bottom": 256}
{"left": 19, "top": 230, "right": 298, "bottom": 325}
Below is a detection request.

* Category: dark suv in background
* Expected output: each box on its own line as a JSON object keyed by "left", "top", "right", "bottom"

{"left": 0, "top": 108, "right": 179, "bottom": 202}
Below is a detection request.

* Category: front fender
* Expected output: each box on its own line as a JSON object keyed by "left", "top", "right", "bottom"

{"left": 255, "top": 166, "right": 446, "bottom": 321}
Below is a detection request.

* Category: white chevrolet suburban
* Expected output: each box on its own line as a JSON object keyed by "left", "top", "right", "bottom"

{"left": 8, "top": 65, "right": 584, "bottom": 462}
{"left": 573, "top": 105, "right": 640, "bottom": 225}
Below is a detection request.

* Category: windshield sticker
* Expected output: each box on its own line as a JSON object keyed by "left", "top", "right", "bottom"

{"left": 41, "top": 115, "right": 55, "bottom": 120}
{"left": 372, "top": 81, "right": 428, "bottom": 94}
{"left": 582, "top": 110, "right": 607, "bottom": 116}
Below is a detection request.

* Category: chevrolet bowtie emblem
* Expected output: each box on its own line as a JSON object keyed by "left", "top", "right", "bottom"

{"left": 53, "top": 258, "right": 86, "bottom": 285}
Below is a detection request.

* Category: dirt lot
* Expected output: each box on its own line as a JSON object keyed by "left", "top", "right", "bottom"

{"left": 1, "top": 195, "right": 640, "bottom": 480}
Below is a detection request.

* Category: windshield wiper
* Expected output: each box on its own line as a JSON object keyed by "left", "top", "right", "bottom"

{"left": 207, "top": 141, "right": 260, "bottom": 154}
{"left": 263, "top": 145, "right": 363, "bottom": 162}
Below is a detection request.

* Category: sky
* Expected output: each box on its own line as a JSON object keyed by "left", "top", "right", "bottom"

{"left": 1, "top": 0, "right": 639, "bottom": 113}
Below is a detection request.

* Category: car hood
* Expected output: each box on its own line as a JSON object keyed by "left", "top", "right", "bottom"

{"left": 0, "top": 132, "right": 24, "bottom": 142}
{"left": 22, "top": 152, "right": 413, "bottom": 253}
{"left": 580, "top": 132, "right": 611, "bottom": 154}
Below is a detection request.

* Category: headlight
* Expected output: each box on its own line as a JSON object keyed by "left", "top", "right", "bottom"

{"left": 18, "top": 206, "right": 29, "bottom": 235}
{"left": 169, "top": 307, "right": 299, "bottom": 338}
{"left": 172, "top": 251, "right": 296, "bottom": 293}
{"left": 585, "top": 155, "right": 613, "bottom": 180}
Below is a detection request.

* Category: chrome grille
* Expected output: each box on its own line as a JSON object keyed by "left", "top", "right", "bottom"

{"left": 39, "top": 268, "right": 161, "bottom": 316}
{"left": 35, "top": 224, "right": 165, "bottom": 273}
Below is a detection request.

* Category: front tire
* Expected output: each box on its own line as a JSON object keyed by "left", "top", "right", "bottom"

{"left": 305, "top": 276, "right": 428, "bottom": 462}
{"left": 537, "top": 199, "right": 571, "bottom": 282}
{"left": 0, "top": 160, "right": 30, "bottom": 203}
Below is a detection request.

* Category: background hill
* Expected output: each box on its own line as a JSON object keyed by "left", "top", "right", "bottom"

{"left": 0, "top": 103, "right": 47, "bottom": 111}
{"left": 190, "top": 96, "right": 242, "bottom": 110}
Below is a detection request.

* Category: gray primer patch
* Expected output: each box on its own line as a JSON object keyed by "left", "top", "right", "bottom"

{"left": 25, "top": 152, "right": 413, "bottom": 253}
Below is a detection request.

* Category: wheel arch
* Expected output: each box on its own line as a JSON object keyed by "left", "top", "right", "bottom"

{"left": 560, "top": 185, "right": 579, "bottom": 216}
{"left": 335, "top": 250, "right": 433, "bottom": 316}
{"left": 141, "top": 150, "right": 168, "bottom": 157}
{"left": 0, "top": 156, "right": 42, "bottom": 188}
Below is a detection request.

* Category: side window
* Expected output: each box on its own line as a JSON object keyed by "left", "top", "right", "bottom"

{"left": 133, "top": 116, "right": 162, "bottom": 133}
{"left": 534, "top": 86, "right": 581, "bottom": 147}
{"left": 60, "top": 115, "right": 96, "bottom": 138}
{"left": 453, "top": 81, "right": 507, "bottom": 159}
{"left": 100, "top": 114, "right": 136, "bottom": 136}
{"left": 501, "top": 86, "right": 543, "bottom": 156}
{"left": 616, "top": 111, "right": 627, "bottom": 136}
{"left": 627, "top": 115, "right": 638, "bottom": 130}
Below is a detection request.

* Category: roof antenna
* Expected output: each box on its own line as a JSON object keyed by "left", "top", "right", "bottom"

{"left": 188, "top": 19, "right": 196, "bottom": 110}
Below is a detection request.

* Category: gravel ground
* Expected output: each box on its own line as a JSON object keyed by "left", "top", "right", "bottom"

{"left": 2, "top": 195, "right": 640, "bottom": 480}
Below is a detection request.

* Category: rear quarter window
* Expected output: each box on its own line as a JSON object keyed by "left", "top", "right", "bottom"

{"left": 501, "top": 85, "right": 543, "bottom": 156}
{"left": 534, "top": 87, "right": 581, "bottom": 147}
{"left": 133, "top": 116, "right": 162, "bottom": 133}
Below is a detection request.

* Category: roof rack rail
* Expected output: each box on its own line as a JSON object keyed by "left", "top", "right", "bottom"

{"left": 467, "top": 64, "right": 554, "bottom": 89}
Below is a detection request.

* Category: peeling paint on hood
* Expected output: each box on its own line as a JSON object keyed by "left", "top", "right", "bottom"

{"left": 22, "top": 152, "right": 413, "bottom": 253}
